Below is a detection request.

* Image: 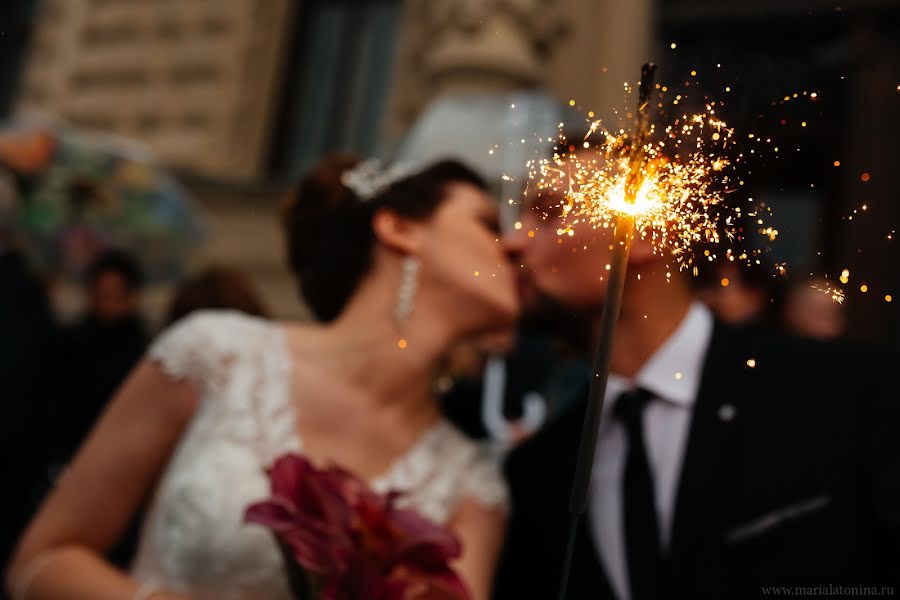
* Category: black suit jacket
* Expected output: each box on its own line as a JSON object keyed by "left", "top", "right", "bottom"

{"left": 494, "top": 322, "right": 900, "bottom": 599}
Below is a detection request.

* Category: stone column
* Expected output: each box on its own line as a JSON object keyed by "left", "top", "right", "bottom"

{"left": 386, "top": 0, "right": 566, "bottom": 142}
{"left": 386, "top": 0, "right": 658, "bottom": 140}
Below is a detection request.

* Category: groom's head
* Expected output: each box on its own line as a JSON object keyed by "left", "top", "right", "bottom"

{"left": 504, "top": 186, "right": 660, "bottom": 314}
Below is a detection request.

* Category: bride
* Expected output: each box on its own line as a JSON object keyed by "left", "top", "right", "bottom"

{"left": 6, "top": 156, "right": 521, "bottom": 600}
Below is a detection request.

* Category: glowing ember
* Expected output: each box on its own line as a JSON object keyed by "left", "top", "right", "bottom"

{"left": 812, "top": 283, "right": 846, "bottom": 305}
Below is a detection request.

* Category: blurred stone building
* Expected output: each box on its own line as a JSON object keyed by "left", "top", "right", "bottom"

{"left": 2, "top": 0, "right": 898, "bottom": 340}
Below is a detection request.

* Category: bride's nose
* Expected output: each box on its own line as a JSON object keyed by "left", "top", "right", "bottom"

{"left": 502, "top": 226, "right": 528, "bottom": 260}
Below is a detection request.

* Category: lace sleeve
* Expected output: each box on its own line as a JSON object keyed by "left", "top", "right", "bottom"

{"left": 147, "top": 311, "right": 230, "bottom": 391}
{"left": 459, "top": 449, "right": 510, "bottom": 512}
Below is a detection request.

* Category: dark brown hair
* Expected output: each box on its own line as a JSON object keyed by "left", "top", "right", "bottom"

{"left": 165, "top": 266, "right": 269, "bottom": 325}
{"left": 87, "top": 248, "right": 143, "bottom": 291}
{"left": 282, "top": 154, "right": 487, "bottom": 322}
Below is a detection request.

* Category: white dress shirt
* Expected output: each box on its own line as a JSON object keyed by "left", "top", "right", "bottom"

{"left": 588, "top": 302, "right": 714, "bottom": 600}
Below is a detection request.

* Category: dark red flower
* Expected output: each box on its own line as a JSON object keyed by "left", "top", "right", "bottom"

{"left": 245, "top": 453, "right": 470, "bottom": 600}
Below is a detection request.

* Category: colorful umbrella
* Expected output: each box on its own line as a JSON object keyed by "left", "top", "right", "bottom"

{"left": 0, "top": 121, "right": 204, "bottom": 282}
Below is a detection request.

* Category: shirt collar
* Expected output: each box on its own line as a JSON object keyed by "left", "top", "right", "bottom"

{"left": 608, "top": 302, "right": 714, "bottom": 408}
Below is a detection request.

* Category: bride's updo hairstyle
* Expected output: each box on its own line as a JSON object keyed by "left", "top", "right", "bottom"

{"left": 282, "top": 154, "right": 488, "bottom": 322}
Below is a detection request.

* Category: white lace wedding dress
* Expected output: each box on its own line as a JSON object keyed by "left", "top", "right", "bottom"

{"left": 129, "top": 310, "right": 509, "bottom": 600}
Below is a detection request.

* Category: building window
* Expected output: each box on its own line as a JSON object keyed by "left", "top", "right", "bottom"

{"left": 272, "top": 0, "right": 402, "bottom": 178}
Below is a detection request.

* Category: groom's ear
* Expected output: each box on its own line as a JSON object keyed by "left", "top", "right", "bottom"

{"left": 372, "top": 207, "right": 424, "bottom": 255}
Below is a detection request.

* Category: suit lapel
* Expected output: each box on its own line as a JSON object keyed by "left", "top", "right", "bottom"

{"left": 666, "top": 323, "right": 753, "bottom": 582}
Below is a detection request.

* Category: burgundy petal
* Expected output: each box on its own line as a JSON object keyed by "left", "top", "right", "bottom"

{"left": 246, "top": 453, "right": 471, "bottom": 600}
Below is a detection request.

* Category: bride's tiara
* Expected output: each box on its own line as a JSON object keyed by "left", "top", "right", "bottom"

{"left": 341, "top": 159, "right": 415, "bottom": 202}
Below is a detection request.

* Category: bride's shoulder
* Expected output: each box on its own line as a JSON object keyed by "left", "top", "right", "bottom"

{"left": 149, "top": 309, "right": 277, "bottom": 384}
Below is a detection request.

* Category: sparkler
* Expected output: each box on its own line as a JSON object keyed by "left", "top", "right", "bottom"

{"left": 557, "top": 63, "right": 658, "bottom": 600}
{"left": 530, "top": 86, "right": 737, "bottom": 270}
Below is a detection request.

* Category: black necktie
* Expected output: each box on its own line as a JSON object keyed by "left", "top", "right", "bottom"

{"left": 613, "top": 388, "right": 663, "bottom": 600}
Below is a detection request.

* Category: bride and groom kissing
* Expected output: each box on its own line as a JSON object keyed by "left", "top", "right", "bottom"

{"left": 7, "top": 155, "right": 899, "bottom": 600}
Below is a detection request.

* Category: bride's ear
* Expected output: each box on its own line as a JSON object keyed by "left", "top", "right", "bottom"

{"left": 372, "top": 207, "right": 424, "bottom": 255}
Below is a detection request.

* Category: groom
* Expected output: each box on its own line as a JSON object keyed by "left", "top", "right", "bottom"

{"left": 494, "top": 188, "right": 900, "bottom": 599}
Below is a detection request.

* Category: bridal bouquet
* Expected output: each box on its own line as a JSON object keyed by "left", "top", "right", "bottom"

{"left": 245, "top": 454, "right": 470, "bottom": 600}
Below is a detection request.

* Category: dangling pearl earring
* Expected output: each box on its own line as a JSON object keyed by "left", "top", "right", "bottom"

{"left": 395, "top": 256, "right": 420, "bottom": 326}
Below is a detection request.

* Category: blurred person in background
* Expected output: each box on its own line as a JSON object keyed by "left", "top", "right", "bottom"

{"left": 437, "top": 328, "right": 517, "bottom": 441}
{"left": 163, "top": 265, "right": 269, "bottom": 326}
{"left": 440, "top": 292, "right": 591, "bottom": 448}
{"left": 7, "top": 156, "right": 520, "bottom": 600}
{"left": 782, "top": 277, "right": 847, "bottom": 341}
{"left": 47, "top": 249, "right": 149, "bottom": 572}
{"left": 694, "top": 257, "right": 784, "bottom": 329}
{"left": 53, "top": 249, "right": 149, "bottom": 467}
{"left": 0, "top": 165, "right": 56, "bottom": 600}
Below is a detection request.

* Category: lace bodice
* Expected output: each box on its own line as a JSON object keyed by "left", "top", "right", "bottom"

{"left": 130, "top": 310, "right": 508, "bottom": 600}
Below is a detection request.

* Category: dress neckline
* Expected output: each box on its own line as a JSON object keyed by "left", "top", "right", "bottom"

{"left": 271, "top": 321, "right": 448, "bottom": 488}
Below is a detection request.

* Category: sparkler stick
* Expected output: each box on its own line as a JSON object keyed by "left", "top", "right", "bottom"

{"left": 557, "top": 63, "right": 657, "bottom": 600}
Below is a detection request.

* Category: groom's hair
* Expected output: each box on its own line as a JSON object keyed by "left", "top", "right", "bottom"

{"left": 282, "top": 154, "right": 487, "bottom": 322}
